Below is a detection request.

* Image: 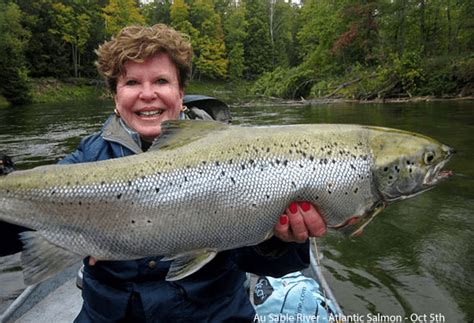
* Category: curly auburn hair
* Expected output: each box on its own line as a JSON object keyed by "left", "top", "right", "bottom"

{"left": 95, "top": 24, "right": 193, "bottom": 93}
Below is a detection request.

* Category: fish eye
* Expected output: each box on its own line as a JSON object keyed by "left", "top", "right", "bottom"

{"left": 423, "top": 151, "right": 435, "bottom": 164}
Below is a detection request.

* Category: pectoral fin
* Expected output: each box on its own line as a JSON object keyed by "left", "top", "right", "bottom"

{"left": 163, "top": 249, "right": 218, "bottom": 281}
{"left": 20, "top": 231, "right": 83, "bottom": 285}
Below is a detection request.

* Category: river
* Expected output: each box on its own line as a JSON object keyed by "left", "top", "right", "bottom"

{"left": 0, "top": 98, "right": 473, "bottom": 322}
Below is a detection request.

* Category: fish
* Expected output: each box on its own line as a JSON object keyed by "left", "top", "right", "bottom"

{"left": 0, "top": 120, "right": 454, "bottom": 285}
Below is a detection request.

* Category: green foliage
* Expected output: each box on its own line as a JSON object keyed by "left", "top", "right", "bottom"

{"left": 103, "top": 0, "right": 145, "bottom": 37}
{"left": 30, "top": 78, "right": 104, "bottom": 103}
{"left": 223, "top": 4, "right": 247, "bottom": 79}
{"left": 0, "top": 2, "right": 32, "bottom": 105}
{"left": 0, "top": 0, "right": 472, "bottom": 101}
{"left": 242, "top": 0, "right": 272, "bottom": 78}
{"left": 142, "top": 0, "right": 172, "bottom": 25}
{"left": 50, "top": 2, "right": 92, "bottom": 77}
{"left": 252, "top": 66, "right": 316, "bottom": 99}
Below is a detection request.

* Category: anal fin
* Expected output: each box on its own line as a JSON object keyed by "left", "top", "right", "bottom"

{"left": 20, "top": 231, "right": 83, "bottom": 285}
{"left": 163, "top": 249, "right": 218, "bottom": 281}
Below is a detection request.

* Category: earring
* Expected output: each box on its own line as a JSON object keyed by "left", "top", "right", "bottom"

{"left": 114, "top": 108, "right": 121, "bottom": 117}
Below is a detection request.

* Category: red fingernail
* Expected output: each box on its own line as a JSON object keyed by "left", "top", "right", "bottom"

{"left": 289, "top": 202, "right": 298, "bottom": 214}
{"left": 300, "top": 202, "right": 311, "bottom": 212}
{"left": 279, "top": 215, "right": 288, "bottom": 225}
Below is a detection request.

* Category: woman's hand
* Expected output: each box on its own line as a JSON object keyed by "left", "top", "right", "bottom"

{"left": 88, "top": 257, "right": 97, "bottom": 266}
{"left": 274, "top": 202, "right": 326, "bottom": 243}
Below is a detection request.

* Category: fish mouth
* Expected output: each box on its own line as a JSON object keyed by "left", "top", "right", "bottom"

{"left": 423, "top": 152, "right": 454, "bottom": 187}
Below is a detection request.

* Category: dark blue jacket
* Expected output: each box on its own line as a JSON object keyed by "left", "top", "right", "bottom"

{"left": 61, "top": 112, "right": 309, "bottom": 322}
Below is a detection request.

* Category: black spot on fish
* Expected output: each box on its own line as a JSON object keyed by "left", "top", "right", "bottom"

{"left": 230, "top": 177, "right": 236, "bottom": 184}
{"left": 117, "top": 193, "right": 122, "bottom": 200}
{"left": 266, "top": 194, "right": 270, "bottom": 199}
{"left": 141, "top": 176, "right": 146, "bottom": 180}
{"left": 252, "top": 203, "right": 257, "bottom": 208}
{"left": 215, "top": 161, "right": 220, "bottom": 166}
{"left": 78, "top": 201, "right": 82, "bottom": 205}
{"left": 291, "top": 181, "right": 297, "bottom": 189}
{"left": 276, "top": 159, "right": 281, "bottom": 165}
{"left": 131, "top": 220, "right": 135, "bottom": 224}
{"left": 221, "top": 171, "right": 225, "bottom": 176}
{"left": 136, "top": 189, "right": 140, "bottom": 194}
{"left": 384, "top": 167, "right": 389, "bottom": 172}
{"left": 299, "top": 164, "right": 304, "bottom": 168}
{"left": 51, "top": 190, "right": 56, "bottom": 195}
{"left": 241, "top": 164, "right": 246, "bottom": 170}
{"left": 101, "top": 181, "right": 105, "bottom": 186}
{"left": 266, "top": 147, "right": 270, "bottom": 153}
{"left": 389, "top": 176, "right": 393, "bottom": 180}
{"left": 328, "top": 190, "right": 332, "bottom": 194}
{"left": 332, "top": 160, "right": 336, "bottom": 164}
{"left": 128, "top": 181, "right": 132, "bottom": 186}
{"left": 324, "top": 159, "right": 328, "bottom": 164}
{"left": 147, "top": 220, "right": 151, "bottom": 224}
{"left": 202, "top": 161, "right": 207, "bottom": 165}
{"left": 283, "top": 160, "right": 288, "bottom": 166}
{"left": 249, "top": 159, "right": 254, "bottom": 165}
{"left": 350, "top": 164, "right": 356, "bottom": 170}
{"left": 184, "top": 176, "right": 188, "bottom": 182}
{"left": 229, "top": 159, "right": 233, "bottom": 164}
{"left": 155, "top": 188, "right": 160, "bottom": 193}
{"left": 354, "top": 187, "right": 359, "bottom": 194}
{"left": 309, "top": 155, "right": 314, "bottom": 161}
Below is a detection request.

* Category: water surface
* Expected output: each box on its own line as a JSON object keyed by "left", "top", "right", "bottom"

{"left": 0, "top": 99, "right": 472, "bottom": 321}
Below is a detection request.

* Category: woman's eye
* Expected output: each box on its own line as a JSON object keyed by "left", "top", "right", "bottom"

{"left": 125, "top": 80, "right": 138, "bottom": 86}
{"left": 156, "top": 79, "right": 168, "bottom": 84}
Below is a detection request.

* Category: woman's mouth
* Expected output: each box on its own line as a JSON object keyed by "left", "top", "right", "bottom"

{"left": 136, "top": 109, "right": 163, "bottom": 117}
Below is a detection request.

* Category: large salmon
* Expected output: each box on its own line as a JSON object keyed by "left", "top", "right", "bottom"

{"left": 0, "top": 120, "right": 454, "bottom": 284}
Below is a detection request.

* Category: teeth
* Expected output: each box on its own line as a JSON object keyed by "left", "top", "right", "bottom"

{"left": 138, "top": 110, "right": 162, "bottom": 116}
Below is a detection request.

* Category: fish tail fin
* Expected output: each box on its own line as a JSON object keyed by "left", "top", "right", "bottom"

{"left": 164, "top": 249, "right": 218, "bottom": 281}
{"left": 20, "top": 231, "right": 83, "bottom": 285}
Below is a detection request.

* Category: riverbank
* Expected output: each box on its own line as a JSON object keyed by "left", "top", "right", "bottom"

{"left": 0, "top": 78, "right": 472, "bottom": 108}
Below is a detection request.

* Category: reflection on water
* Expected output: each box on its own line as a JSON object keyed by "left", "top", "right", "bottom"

{"left": 0, "top": 99, "right": 473, "bottom": 321}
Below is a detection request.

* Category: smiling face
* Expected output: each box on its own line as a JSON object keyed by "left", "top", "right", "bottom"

{"left": 115, "top": 52, "right": 184, "bottom": 141}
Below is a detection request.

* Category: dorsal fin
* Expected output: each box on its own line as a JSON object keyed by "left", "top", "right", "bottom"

{"left": 150, "top": 120, "right": 228, "bottom": 151}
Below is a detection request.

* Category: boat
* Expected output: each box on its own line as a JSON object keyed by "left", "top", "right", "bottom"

{"left": 0, "top": 242, "right": 343, "bottom": 322}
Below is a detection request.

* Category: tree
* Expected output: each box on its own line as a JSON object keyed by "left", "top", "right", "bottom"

{"left": 223, "top": 4, "right": 247, "bottom": 79}
{"left": 0, "top": 2, "right": 32, "bottom": 105}
{"left": 103, "top": 0, "right": 145, "bottom": 37}
{"left": 190, "top": 0, "right": 228, "bottom": 79}
{"left": 50, "top": 2, "right": 92, "bottom": 78}
{"left": 242, "top": 0, "right": 272, "bottom": 78}
{"left": 142, "top": 0, "right": 172, "bottom": 25}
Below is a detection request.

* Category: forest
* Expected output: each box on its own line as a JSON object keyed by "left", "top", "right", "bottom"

{"left": 0, "top": 0, "right": 473, "bottom": 105}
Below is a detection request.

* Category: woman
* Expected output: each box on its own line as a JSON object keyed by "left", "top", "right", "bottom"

{"left": 62, "top": 24, "right": 327, "bottom": 322}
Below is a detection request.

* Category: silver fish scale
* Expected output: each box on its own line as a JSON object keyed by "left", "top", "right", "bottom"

{"left": 7, "top": 146, "right": 377, "bottom": 260}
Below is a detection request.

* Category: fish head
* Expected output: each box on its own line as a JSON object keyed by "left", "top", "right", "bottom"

{"left": 368, "top": 127, "right": 455, "bottom": 202}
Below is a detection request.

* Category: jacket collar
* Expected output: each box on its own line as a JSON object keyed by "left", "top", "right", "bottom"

{"left": 101, "top": 115, "right": 143, "bottom": 154}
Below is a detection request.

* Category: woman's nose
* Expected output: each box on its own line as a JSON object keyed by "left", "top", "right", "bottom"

{"left": 139, "top": 83, "right": 158, "bottom": 101}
